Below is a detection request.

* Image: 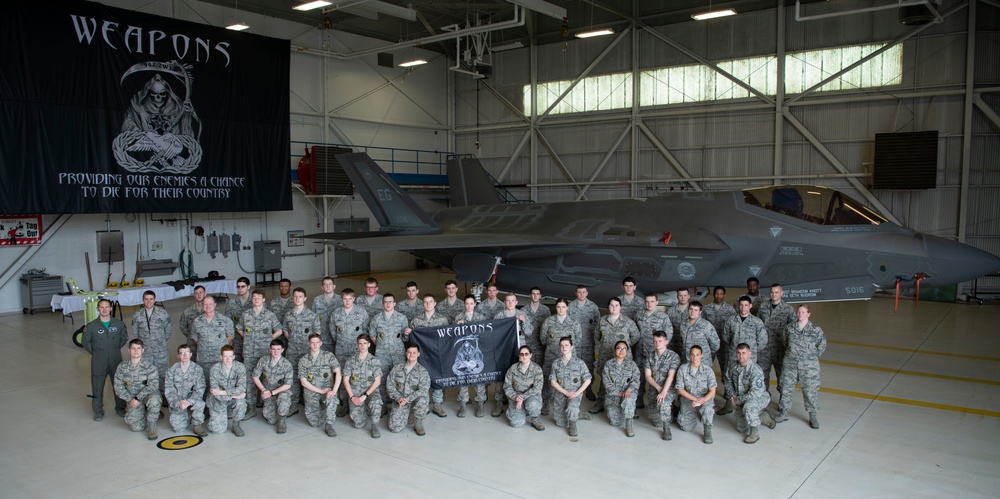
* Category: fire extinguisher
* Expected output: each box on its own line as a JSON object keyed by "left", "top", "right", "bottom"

{"left": 297, "top": 146, "right": 315, "bottom": 194}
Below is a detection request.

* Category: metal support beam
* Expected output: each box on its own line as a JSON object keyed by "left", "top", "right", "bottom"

{"left": 537, "top": 28, "right": 631, "bottom": 123}
{"left": 958, "top": 0, "right": 976, "bottom": 243}
{"left": 973, "top": 95, "right": 1000, "bottom": 131}
{"left": 529, "top": 171, "right": 869, "bottom": 188}
{"left": 782, "top": 110, "right": 900, "bottom": 225}
{"left": 574, "top": 122, "right": 632, "bottom": 201}
{"left": 636, "top": 119, "right": 703, "bottom": 192}
{"left": 535, "top": 129, "right": 587, "bottom": 197}
{"left": 495, "top": 129, "right": 532, "bottom": 182}
{"left": 785, "top": 2, "right": 967, "bottom": 105}
{"left": 774, "top": 1, "right": 786, "bottom": 184}
{"left": 640, "top": 24, "right": 775, "bottom": 107}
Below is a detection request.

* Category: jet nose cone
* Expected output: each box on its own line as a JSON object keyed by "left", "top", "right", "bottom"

{"left": 923, "top": 236, "right": 1000, "bottom": 285}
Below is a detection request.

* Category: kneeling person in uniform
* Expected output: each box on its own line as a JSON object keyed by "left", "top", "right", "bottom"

{"left": 550, "top": 337, "right": 593, "bottom": 437}
{"left": 603, "top": 341, "right": 641, "bottom": 437}
{"left": 727, "top": 342, "right": 776, "bottom": 444}
{"left": 387, "top": 343, "right": 431, "bottom": 435}
{"left": 207, "top": 345, "right": 248, "bottom": 436}
{"left": 504, "top": 346, "right": 545, "bottom": 431}
{"left": 252, "top": 339, "right": 294, "bottom": 434}
{"left": 675, "top": 345, "right": 717, "bottom": 444}
{"left": 164, "top": 344, "right": 207, "bottom": 436}
{"left": 299, "top": 333, "right": 343, "bottom": 437}
{"left": 344, "top": 334, "right": 383, "bottom": 438}
{"left": 113, "top": 339, "right": 162, "bottom": 440}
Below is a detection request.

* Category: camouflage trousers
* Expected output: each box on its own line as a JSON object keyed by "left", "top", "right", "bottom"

{"left": 779, "top": 359, "right": 821, "bottom": 414}
{"left": 493, "top": 382, "right": 507, "bottom": 404}
{"left": 605, "top": 393, "right": 636, "bottom": 427}
{"left": 646, "top": 390, "right": 676, "bottom": 427}
{"left": 302, "top": 389, "right": 338, "bottom": 428}
{"left": 207, "top": 397, "right": 246, "bottom": 434}
{"left": 541, "top": 357, "right": 558, "bottom": 405}
{"left": 349, "top": 396, "right": 383, "bottom": 429}
{"left": 288, "top": 354, "right": 304, "bottom": 406}
{"left": 735, "top": 394, "right": 770, "bottom": 434}
{"left": 431, "top": 388, "right": 446, "bottom": 405}
{"left": 759, "top": 334, "right": 785, "bottom": 394}
{"left": 552, "top": 392, "right": 583, "bottom": 428}
{"left": 388, "top": 395, "right": 428, "bottom": 433}
{"left": 262, "top": 391, "right": 292, "bottom": 425}
{"left": 506, "top": 395, "right": 542, "bottom": 428}
{"left": 168, "top": 399, "right": 206, "bottom": 432}
{"left": 677, "top": 397, "right": 715, "bottom": 431}
{"left": 146, "top": 352, "right": 169, "bottom": 396}
{"left": 124, "top": 393, "right": 162, "bottom": 431}
{"left": 459, "top": 384, "right": 487, "bottom": 404}
{"left": 244, "top": 356, "right": 262, "bottom": 409}
{"left": 232, "top": 334, "right": 244, "bottom": 362}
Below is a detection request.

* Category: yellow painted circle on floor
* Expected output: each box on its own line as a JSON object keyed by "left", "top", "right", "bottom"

{"left": 156, "top": 435, "right": 203, "bottom": 450}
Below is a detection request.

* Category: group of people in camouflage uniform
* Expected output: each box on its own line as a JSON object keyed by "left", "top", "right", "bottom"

{"left": 82, "top": 274, "right": 826, "bottom": 444}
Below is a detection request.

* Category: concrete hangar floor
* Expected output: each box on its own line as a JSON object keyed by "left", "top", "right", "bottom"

{"left": 2, "top": 268, "right": 998, "bottom": 498}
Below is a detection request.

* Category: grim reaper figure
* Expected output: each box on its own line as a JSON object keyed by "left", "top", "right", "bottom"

{"left": 114, "top": 71, "right": 202, "bottom": 174}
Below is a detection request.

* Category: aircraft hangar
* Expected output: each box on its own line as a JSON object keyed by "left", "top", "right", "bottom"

{"left": 1, "top": 1, "right": 998, "bottom": 497}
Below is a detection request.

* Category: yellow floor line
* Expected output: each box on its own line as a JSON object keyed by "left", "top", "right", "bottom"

{"left": 820, "top": 360, "right": 1000, "bottom": 386}
{"left": 827, "top": 340, "right": 1000, "bottom": 362}
{"left": 821, "top": 387, "right": 1000, "bottom": 418}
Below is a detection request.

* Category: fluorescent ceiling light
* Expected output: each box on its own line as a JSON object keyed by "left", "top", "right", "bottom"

{"left": 226, "top": 23, "right": 249, "bottom": 31}
{"left": 492, "top": 41, "right": 524, "bottom": 52}
{"left": 399, "top": 59, "right": 427, "bottom": 68}
{"left": 691, "top": 9, "right": 736, "bottom": 21}
{"left": 293, "top": 1, "right": 331, "bottom": 11}
{"left": 575, "top": 28, "right": 614, "bottom": 39}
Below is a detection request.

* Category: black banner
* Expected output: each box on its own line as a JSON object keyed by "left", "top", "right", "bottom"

{"left": 0, "top": 0, "right": 291, "bottom": 213}
{"left": 410, "top": 317, "right": 519, "bottom": 390}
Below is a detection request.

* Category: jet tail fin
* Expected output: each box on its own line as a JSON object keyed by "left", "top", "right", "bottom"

{"left": 447, "top": 156, "right": 504, "bottom": 207}
{"left": 335, "top": 153, "right": 439, "bottom": 233}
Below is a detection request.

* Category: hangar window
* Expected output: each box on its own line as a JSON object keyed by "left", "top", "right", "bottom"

{"left": 525, "top": 42, "right": 902, "bottom": 116}
{"left": 743, "top": 185, "right": 887, "bottom": 226}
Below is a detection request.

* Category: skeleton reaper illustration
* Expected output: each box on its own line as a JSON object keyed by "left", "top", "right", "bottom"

{"left": 452, "top": 336, "right": 485, "bottom": 376}
{"left": 113, "top": 61, "right": 202, "bottom": 174}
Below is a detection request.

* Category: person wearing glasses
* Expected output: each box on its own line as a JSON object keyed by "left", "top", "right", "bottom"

{"left": 357, "top": 277, "right": 383, "bottom": 317}
{"left": 503, "top": 345, "right": 545, "bottom": 431}
{"left": 602, "top": 340, "right": 640, "bottom": 437}
{"left": 224, "top": 277, "right": 252, "bottom": 361}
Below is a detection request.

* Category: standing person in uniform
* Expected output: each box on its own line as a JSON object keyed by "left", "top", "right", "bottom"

{"left": 776, "top": 304, "right": 827, "bottom": 429}
{"left": 490, "top": 293, "right": 531, "bottom": 417}
{"left": 163, "top": 344, "right": 207, "bottom": 437}
{"left": 178, "top": 285, "right": 206, "bottom": 357}
{"left": 387, "top": 343, "right": 431, "bottom": 436}
{"left": 675, "top": 345, "right": 717, "bottom": 444}
{"left": 454, "top": 294, "right": 488, "bottom": 417}
{"left": 299, "top": 333, "right": 343, "bottom": 437}
{"left": 678, "top": 301, "right": 720, "bottom": 364}
{"left": 568, "top": 285, "right": 600, "bottom": 401}
{"left": 239, "top": 288, "right": 282, "bottom": 419}
{"left": 718, "top": 296, "right": 767, "bottom": 416}
{"left": 407, "top": 294, "right": 451, "bottom": 418}
{"left": 223, "top": 277, "right": 252, "bottom": 361}
{"left": 702, "top": 286, "right": 736, "bottom": 374}
{"left": 602, "top": 341, "right": 641, "bottom": 437}
{"left": 283, "top": 287, "right": 321, "bottom": 407}
{"left": 740, "top": 277, "right": 765, "bottom": 316}
{"left": 727, "top": 343, "right": 776, "bottom": 444}
{"left": 368, "top": 293, "right": 408, "bottom": 410}
{"left": 252, "top": 339, "right": 294, "bottom": 434}
{"left": 357, "top": 277, "right": 383, "bottom": 317}
{"left": 504, "top": 345, "right": 545, "bottom": 431}
{"left": 329, "top": 288, "right": 370, "bottom": 416}
{"left": 550, "top": 337, "right": 593, "bottom": 437}
{"left": 617, "top": 277, "right": 644, "bottom": 321}
{"left": 666, "top": 288, "right": 692, "bottom": 358}
{"left": 538, "top": 298, "right": 581, "bottom": 415}
{"left": 269, "top": 278, "right": 293, "bottom": 323}
{"left": 206, "top": 345, "right": 247, "bottom": 436}
{"left": 83, "top": 299, "right": 127, "bottom": 421}
{"left": 590, "top": 297, "right": 639, "bottom": 415}
{"left": 395, "top": 281, "right": 422, "bottom": 321}
{"left": 520, "top": 287, "right": 550, "bottom": 364}
{"left": 634, "top": 293, "right": 671, "bottom": 409}
{"left": 644, "top": 331, "right": 680, "bottom": 441}
{"left": 343, "top": 334, "right": 383, "bottom": 438}
{"left": 435, "top": 280, "right": 464, "bottom": 324}
{"left": 757, "top": 283, "right": 796, "bottom": 395}
{"left": 131, "top": 290, "right": 172, "bottom": 399}
{"left": 476, "top": 282, "right": 504, "bottom": 319}
{"left": 191, "top": 295, "right": 234, "bottom": 385}
{"left": 113, "top": 339, "right": 162, "bottom": 440}
{"left": 312, "top": 276, "right": 341, "bottom": 352}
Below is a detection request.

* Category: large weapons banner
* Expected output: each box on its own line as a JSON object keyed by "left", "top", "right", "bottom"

{"left": 0, "top": 0, "right": 291, "bottom": 214}
{"left": 410, "top": 317, "right": 519, "bottom": 390}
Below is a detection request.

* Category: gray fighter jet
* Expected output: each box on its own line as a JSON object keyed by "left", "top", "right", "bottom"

{"left": 307, "top": 152, "right": 1000, "bottom": 304}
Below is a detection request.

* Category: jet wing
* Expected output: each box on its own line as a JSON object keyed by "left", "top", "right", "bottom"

{"left": 306, "top": 232, "right": 563, "bottom": 251}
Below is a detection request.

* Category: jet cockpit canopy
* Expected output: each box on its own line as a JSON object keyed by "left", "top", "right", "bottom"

{"left": 742, "top": 185, "right": 887, "bottom": 226}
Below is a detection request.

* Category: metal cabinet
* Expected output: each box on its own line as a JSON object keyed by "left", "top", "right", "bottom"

{"left": 20, "top": 274, "right": 63, "bottom": 314}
